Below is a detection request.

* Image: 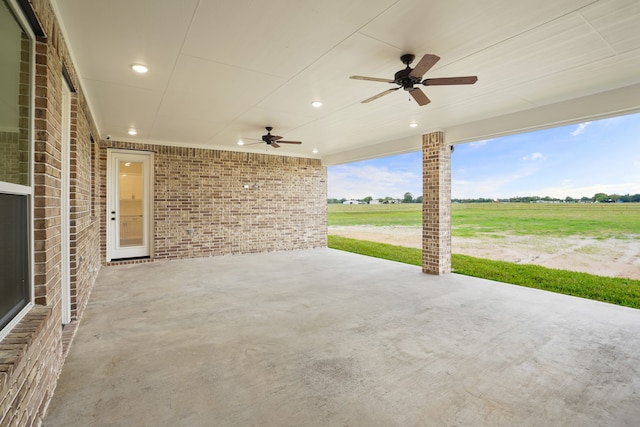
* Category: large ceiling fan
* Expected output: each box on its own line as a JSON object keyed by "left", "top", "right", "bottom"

{"left": 350, "top": 54, "right": 478, "bottom": 106}
{"left": 243, "top": 127, "right": 302, "bottom": 148}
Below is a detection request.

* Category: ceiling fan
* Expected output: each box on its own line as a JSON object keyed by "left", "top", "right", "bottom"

{"left": 242, "top": 127, "right": 302, "bottom": 148}
{"left": 350, "top": 53, "right": 477, "bottom": 106}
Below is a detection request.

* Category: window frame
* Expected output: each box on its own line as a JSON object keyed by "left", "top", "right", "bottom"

{"left": 0, "top": 0, "right": 36, "bottom": 341}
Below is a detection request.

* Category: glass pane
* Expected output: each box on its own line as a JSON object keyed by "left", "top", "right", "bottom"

{"left": 0, "top": 0, "right": 32, "bottom": 186}
{"left": 0, "top": 193, "right": 30, "bottom": 330}
{"left": 119, "top": 161, "right": 143, "bottom": 247}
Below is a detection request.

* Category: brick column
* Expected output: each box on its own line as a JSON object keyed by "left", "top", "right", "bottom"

{"left": 422, "top": 131, "right": 451, "bottom": 275}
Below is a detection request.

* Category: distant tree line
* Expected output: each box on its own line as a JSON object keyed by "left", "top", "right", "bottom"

{"left": 328, "top": 192, "right": 423, "bottom": 204}
{"left": 453, "top": 193, "right": 640, "bottom": 203}
{"left": 329, "top": 192, "right": 640, "bottom": 204}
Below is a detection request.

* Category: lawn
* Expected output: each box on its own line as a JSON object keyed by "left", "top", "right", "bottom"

{"left": 451, "top": 202, "right": 640, "bottom": 239}
{"left": 328, "top": 202, "right": 640, "bottom": 239}
{"left": 328, "top": 203, "right": 421, "bottom": 227}
{"left": 328, "top": 235, "right": 640, "bottom": 309}
{"left": 328, "top": 203, "right": 640, "bottom": 309}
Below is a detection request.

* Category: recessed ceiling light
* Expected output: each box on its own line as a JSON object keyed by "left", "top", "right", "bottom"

{"left": 128, "top": 129, "right": 137, "bottom": 135}
{"left": 312, "top": 148, "right": 318, "bottom": 154}
{"left": 131, "top": 64, "right": 148, "bottom": 74}
{"left": 237, "top": 140, "right": 244, "bottom": 146}
{"left": 124, "top": 162, "right": 131, "bottom": 166}
{"left": 311, "top": 101, "right": 323, "bottom": 108}
{"left": 409, "top": 123, "right": 418, "bottom": 128}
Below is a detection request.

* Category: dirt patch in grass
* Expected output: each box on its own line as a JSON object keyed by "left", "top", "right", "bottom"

{"left": 328, "top": 225, "right": 640, "bottom": 280}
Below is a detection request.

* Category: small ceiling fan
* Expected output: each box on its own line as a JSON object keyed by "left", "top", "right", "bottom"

{"left": 242, "top": 127, "right": 302, "bottom": 148}
{"left": 350, "top": 53, "right": 477, "bottom": 106}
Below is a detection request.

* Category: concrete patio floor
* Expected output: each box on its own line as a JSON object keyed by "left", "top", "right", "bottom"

{"left": 43, "top": 248, "right": 640, "bottom": 426}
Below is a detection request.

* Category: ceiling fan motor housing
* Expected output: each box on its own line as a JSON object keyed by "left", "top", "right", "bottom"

{"left": 396, "top": 54, "right": 421, "bottom": 90}
{"left": 394, "top": 67, "right": 421, "bottom": 90}
{"left": 262, "top": 126, "right": 273, "bottom": 143}
{"left": 350, "top": 53, "right": 477, "bottom": 106}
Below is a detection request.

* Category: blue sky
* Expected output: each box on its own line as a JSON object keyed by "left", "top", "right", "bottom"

{"left": 328, "top": 112, "right": 640, "bottom": 200}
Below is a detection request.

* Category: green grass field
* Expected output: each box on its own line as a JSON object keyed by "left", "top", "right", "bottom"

{"left": 328, "top": 235, "right": 640, "bottom": 309}
{"left": 328, "top": 203, "right": 640, "bottom": 308}
{"left": 328, "top": 203, "right": 421, "bottom": 227}
{"left": 328, "top": 202, "right": 640, "bottom": 239}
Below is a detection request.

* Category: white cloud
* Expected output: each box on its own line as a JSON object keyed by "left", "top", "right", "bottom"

{"left": 328, "top": 165, "right": 420, "bottom": 199}
{"left": 522, "top": 152, "right": 544, "bottom": 161}
{"left": 452, "top": 178, "right": 506, "bottom": 199}
{"left": 453, "top": 178, "right": 640, "bottom": 200}
{"left": 468, "top": 139, "right": 493, "bottom": 148}
{"left": 452, "top": 165, "right": 543, "bottom": 199}
{"left": 528, "top": 182, "right": 640, "bottom": 199}
{"left": 571, "top": 121, "right": 592, "bottom": 136}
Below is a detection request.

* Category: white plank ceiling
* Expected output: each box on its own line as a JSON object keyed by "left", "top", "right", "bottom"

{"left": 52, "top": 0, "right": 640, "bottom": 164}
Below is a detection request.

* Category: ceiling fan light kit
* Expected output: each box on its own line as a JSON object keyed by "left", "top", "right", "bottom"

{"left": 350, "top": 53, "right": 478, "bottom": 106}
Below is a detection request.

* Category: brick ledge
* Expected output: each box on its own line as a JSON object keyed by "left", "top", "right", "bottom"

{"left": 0, "top": 306, "right": 52, "bottom": 391}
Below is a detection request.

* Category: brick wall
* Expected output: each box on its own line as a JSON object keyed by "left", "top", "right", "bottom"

{"left": 0, "top": 307, "right": 58, "bottom": 426}
{"left": 2, "top": 0, "right": 327, "bottom": 423}
{"left": 69, "top": 95, "right": 101, "bottom": 321}
{"left": 0, "top": 131, "right": 22, "bottom": 183}
{"left": 422, "top": 131, "right": 452, "bottom": 275}
{"left": 0, "top": 33, "right": 30, "bottom": 186}
{"left": 99, "top": 142, "right": 327, "bottom": 262}
{"left": 0, "top": 0, "right": 102, "bottom": 424}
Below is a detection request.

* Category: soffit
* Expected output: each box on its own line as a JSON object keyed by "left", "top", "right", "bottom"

{"left": 51, "top": 0, "right": 640, "bottom": 164}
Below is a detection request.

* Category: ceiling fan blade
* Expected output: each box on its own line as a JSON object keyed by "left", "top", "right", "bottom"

{"left": 270, "top": 141, "right": 280, "bottom": 148}
{"left": 361, "top": 87, "right": 399, "bottom": 103}
{"left": 350, "top": 75, "right": 395, "bottom": 83}
{"left": 277, "top": 140, "right": 302, "bottom": 144}
{"left": 269, "top": 135, "right": 283, "bottom": 141}
{"left": 422, "top": 76, "right": 478, "bottom": 86}
{"left": 409, "top": 88, "right": 430, "bottom": 106}
{"left": 409, "top": 54, "right": 440, "bottom": 79}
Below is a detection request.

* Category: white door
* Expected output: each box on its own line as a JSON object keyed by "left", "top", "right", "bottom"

{"left": 107, "top": 150, "right": 153, "bottom": 261}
